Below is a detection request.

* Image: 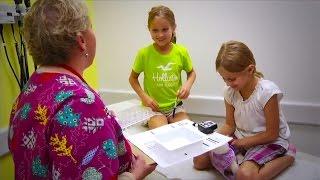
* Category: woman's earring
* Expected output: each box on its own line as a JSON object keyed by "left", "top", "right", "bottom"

{"left": 85, "top": 53, "right": 89, "bottom": 58}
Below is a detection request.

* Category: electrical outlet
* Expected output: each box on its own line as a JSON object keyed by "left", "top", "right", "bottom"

{"left": 0, "top": 127, "right": 9, "bottom": 156}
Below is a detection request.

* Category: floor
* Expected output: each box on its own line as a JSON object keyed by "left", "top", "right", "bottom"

{"left": 125, "top": 114, "right": 320, "bottom": 180}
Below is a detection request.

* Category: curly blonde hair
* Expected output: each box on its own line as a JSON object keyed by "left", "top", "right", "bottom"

{"left": 24, "top": 0, "right": 90, "bottom": 66}
{"left": 215, "top": 40, "right": 264, "bottom": 78}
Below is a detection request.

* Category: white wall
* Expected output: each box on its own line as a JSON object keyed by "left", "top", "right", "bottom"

{"left": 93, "top": 1, "right": 320, "bottom": 125}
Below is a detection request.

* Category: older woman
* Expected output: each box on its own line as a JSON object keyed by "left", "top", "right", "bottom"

{"left": 8, "top": 0, "right": 155, "bottom": 179}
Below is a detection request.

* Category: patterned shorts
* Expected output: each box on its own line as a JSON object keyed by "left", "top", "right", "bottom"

{"left": 237, "top": 144, "right": 286, "bottom": 165}
{"left": 153, "top": 101, "right": 186, "bottom": 117}
{"left": 143, "top": 102, "right": 186, "bottom": 126}
{"left": 209, "top": 143, "right": 296, "bottom": 180}
{"left": 210, "top": 143, "right": 296, "bottom": 168}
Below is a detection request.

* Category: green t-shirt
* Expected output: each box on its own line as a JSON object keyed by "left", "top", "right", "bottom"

{"left": 132, "top": 43, "right": 193, "bottom": 111}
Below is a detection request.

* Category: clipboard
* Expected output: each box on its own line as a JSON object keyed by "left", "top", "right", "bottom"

{"left": 129, "top": 141, "right": 156, "bottom": 165}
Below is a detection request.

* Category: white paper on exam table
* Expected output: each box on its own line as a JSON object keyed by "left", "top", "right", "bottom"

{"left": 125, "top": 119, "right": 232, "bottom": 168}
{"left": 106, "top": 99, "right": 156, "bottom": 129}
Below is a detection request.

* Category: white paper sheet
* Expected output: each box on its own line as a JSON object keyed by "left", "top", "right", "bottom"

{"left": 125, "top": 119, "right": 232, "bottom": 168}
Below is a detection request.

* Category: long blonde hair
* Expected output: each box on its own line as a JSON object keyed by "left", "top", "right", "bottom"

{"left": 148, "top": 5, "right": 176, "bottom": 43}
{"left": 215, "top": 40, "right": 264, "bottom": 78}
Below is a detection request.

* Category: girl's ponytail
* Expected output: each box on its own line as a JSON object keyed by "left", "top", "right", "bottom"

{"left": 171, "top": 33, "right": 176, "bottom": 43}
{"left": 254, "top": 70, "right": 264, "bottom": 78}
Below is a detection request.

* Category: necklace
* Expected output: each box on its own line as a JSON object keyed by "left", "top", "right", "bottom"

{"left": 57, "top": 64, "right": 87, "bottom": 84}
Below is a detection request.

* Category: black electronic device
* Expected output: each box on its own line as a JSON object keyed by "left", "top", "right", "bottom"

{"left": 197, "top": 121, "right": 217, "bottom": 134}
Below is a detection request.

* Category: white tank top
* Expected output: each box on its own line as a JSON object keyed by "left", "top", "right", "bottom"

{"left": 224, "top": 79, "right": 290, "bottom": 149}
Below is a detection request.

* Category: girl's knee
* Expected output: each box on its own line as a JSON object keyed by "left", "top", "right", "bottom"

{"left": 237, "top": 161, "right": 260, "bottom": 180}
{"left": 148, "top": 115, "right": 168, "bottom": 129}
{"left": 237, "top": 167, "right": 258, "bottom": 180}
{"left": 193, "top": 158, "right": 207, "bottom": 170}
{"left": 170, "top": 112, "right": 189, "bottom": 123}
{"left": 193, "top": 153, "right": 211, "bottom": 170}
{"left": 277, "top": 154, "right": 296, "bottom": 167}
{"left": 285, "top": 155, "right": 295, "bottom": 166}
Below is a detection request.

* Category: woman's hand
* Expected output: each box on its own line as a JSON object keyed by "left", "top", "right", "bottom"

{"left": 130, "top": 155, "right": 157, "bottom": 180}
{"left": 178, "top": 84, "right": 191, "bottom": 99}
{"left": 141, "top": 95, "right": 159, "bottom": 112}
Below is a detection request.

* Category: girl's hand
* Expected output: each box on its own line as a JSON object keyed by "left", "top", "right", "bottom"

{"left": 130, "top": 155, "right": 157, "bottom": 180}
{"left": 231, "top": 139, "right": 247, "bottom": 149}
{"left": 141, "top": 95, "right": 159, "bottom": 112}
{"left": 178, "top": 84, "right": 191, "bottom": 99}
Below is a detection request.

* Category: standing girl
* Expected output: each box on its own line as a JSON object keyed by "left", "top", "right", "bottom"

{"left": 129, "top": 5, "right": 196, "bottom": 129}
{"left": 193, "top": 41, "right": 295, "bottom": 180}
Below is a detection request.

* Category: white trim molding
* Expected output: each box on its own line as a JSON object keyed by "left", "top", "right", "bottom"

{"left": 99, "top": 89, "right": 320, "bottom": 126}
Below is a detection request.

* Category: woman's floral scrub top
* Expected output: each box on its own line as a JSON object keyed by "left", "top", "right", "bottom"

{"left": 8, "top": 71, "right": 133, "bottom": 179}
